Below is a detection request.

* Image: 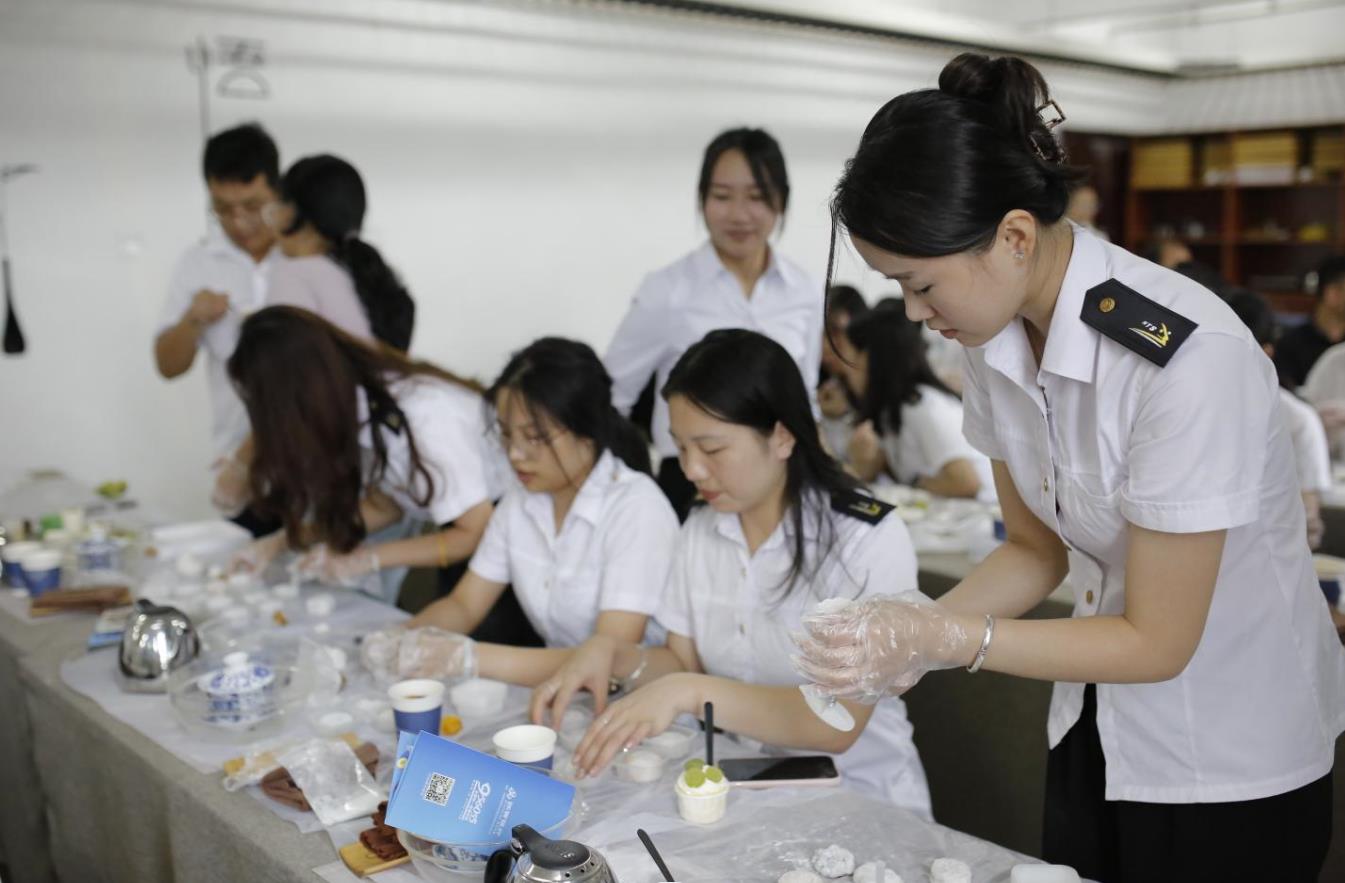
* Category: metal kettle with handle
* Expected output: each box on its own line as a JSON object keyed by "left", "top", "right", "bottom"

{"left": 484, "top": 824, "right": 618, "bottom": 883}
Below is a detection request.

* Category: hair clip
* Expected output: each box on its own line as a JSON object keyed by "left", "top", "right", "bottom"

{"left": 1031, "top": 100, "right": 1066, "bottom": 162}
{"left": 1037, "top": 99, "right": 1066, "bottom": 130}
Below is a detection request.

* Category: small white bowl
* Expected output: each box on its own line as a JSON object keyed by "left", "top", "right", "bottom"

{"left": 643, "top": 725, "right": 698, "bottom": 760}
{"left": 612, "top": 747, "right": 666, "bottom": 783}
{"left": 449, "top": 677, "right": 508, "bottom": 718}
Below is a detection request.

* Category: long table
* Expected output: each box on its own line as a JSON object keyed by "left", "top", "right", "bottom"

{"left": 0, "top": 558, "right": 1042, "bottom": 883}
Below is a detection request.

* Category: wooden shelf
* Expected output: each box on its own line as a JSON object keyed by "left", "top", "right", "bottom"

{"left": 1236, "top": 238, "right": 1339, "bottom": 246}
{"left": 1126, "top": 123, "right": 1345, "bottom": 314}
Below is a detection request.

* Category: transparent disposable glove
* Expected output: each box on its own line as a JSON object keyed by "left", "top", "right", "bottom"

{"left": 792, "top": 591, "right": 974, "bottom": 701}
{"left": 360, "top": 626, "right": 476, "bottom": 683}
{"left": 294, "top": 543, "right": 381, "bottom": 589}
{"left": 229, "top": 530, "right": 287, "bottom": 575}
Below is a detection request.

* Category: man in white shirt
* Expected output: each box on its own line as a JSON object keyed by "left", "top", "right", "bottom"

{"left": 153, "top": 123, "right": 282, "bottom": 531}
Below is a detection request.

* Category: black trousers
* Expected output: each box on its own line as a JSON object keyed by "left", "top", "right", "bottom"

{"left": 656, "top": 456, "right": 698, "bottom": 523}
{"left": 229, "top": 505, "right": 281, "bottom": 538}
{"left": 1043, "top": 684, "right": 1333, "bottom": 883}
{"left": 434, "top": 561, "right": 544, "bottom": 648}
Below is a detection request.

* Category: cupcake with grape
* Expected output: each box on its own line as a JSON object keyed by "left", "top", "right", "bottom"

{"left": 675, "top": 758, "right": 728, "bottom": 824}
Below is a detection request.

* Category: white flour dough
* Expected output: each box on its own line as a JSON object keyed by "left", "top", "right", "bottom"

{"left": 811, "top": 845, "right": 855, "bottom": 878}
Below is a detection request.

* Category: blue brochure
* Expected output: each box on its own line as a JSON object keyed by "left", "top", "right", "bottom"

{"left": 384, "top": 731, "right": 575, "bottom": 845}
{"left": 390, "top": 729, "right": 419, "bottom": 800}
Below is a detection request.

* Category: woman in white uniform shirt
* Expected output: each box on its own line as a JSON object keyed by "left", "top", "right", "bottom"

{"left": 531, "top": 330, "right": 931, "bottom": 814}
{"left": 796, "top": 54, "right": 1344, "bottom": 881}
{"left": 605, "top": 128, "right": 823, "bottom": 517}
{"left": 227, "top": 307, "right": 497, "bottom": 596}
{"left": 402, "top": 338, "right": 677, "bottom": 653}
{"left": 840, "top": 300, "right": 992, "bottom": 499}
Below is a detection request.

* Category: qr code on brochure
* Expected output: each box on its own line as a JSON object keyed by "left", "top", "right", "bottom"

{"left": 422, "top": 772, "right": 455, "bottom": 806}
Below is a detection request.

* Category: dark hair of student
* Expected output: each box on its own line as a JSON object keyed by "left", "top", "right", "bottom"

{"left": 1317, "top": 255, "right": 1345, "bottom": 296}
{"left": 203, "top": 122, "right": 280, "bottom": 188}
{"left": 827, "top": 284, "right": 868, "bottom": 322}
{"left": 698, "top": 128, "right": 791, "bottom": 217}
{"left": 826, "top": 52, "right": 1086, "bottom": 311}
{"left": 663, "top": 329, "right": 863, "bottom": 598}
{"left": 228, "top": 306, "right": 481, "bottom": 553}
{"left": 489, "top": 337, "right": 652, "bottom": 478}
{"left": 846, "top": 300, "right": 957, "bottom": 435}
{"left": 279, "top": 154, "right": 416, "bottom": 351}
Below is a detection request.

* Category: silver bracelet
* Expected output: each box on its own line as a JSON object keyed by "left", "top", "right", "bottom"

{"left": 609, "top": 645, "right": 649, "bottom": 694}
{"left": 966, "top": 615, "right": 995, "bottom": 673}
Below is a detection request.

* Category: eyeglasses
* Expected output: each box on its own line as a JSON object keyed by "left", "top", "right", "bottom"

{"left": 494, "top": 425, "right": 567, "bottom": 455}
{"left": 209, "top": 200, "right": 272, "bottom": 225}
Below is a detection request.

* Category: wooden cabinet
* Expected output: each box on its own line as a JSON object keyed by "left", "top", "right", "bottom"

{"left": 1125, "top": 125, "right": 1344, "bottom": 313}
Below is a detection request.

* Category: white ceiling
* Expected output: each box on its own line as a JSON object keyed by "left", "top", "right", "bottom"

{"left": 691, "top": 0, "right": 1345, "bottom": 72}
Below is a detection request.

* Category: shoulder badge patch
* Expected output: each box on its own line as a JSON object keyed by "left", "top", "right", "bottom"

{"left": 831, "top": 490, "right": 893, "bottom": 525}
{"left": 1081, "top": 278, "right": 1197, "bottom": 368}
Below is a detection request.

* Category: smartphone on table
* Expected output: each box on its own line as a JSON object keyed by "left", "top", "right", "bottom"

{"left": 717, "top": 755, "right": 841, "bottom": 789}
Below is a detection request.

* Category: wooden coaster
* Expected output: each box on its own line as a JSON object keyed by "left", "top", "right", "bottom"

{"left": 339, "top": 841, "right": 410, "bottom": 877}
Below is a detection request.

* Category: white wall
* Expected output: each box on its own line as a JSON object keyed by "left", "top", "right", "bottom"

{"left": 0, "top": 0, "right": 1330, "bottom": 519}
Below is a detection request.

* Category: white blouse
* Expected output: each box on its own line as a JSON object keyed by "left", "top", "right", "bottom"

{"left": 962, "top": 224, "right": 1345, "bottom": 803}
{"left": 605, "top": 242, "right": 823, "bottom": 459}
{"left": 468, "top": 450, "right": 678, "bottom": 648}
{"left": 656, "top": 494, "right": 931, "bottom": 815}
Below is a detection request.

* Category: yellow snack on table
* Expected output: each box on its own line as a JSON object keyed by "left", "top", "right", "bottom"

{"left": 441, "top": 714, "right": 463, "bottom": 736}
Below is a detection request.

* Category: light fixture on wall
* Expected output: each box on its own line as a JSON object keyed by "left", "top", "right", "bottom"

{"left": 0, "top": 163, "right": 39, "bottom": 356}
{"left": 184, "top": 36, "right": 271, "bottom": 141}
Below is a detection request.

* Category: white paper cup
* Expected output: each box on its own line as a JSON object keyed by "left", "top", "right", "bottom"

{"left": 388, "top": 679, "right": 445, "bottom": 735}
{"left": 492, "top": 724, "right": 557, "bottom": 769}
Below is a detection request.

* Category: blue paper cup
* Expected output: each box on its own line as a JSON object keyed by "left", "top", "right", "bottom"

{"left": 492, "top": 724, "right": 557, "bottom": 771}
{"left": 1, "top": 541, "right": 41, "bottom": 588}
{"left": 388, "top": 679, "right": 445, "bottom": 736}
{"left": 20, "top": 550, "right": 62, "bottom": 597}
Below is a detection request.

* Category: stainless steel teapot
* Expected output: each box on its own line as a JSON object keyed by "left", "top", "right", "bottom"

{"left": 116, "top": 598, "right": 199, "bottom": 693}
{"left": 485, "top": 824, "right": 618, "bottom": 883}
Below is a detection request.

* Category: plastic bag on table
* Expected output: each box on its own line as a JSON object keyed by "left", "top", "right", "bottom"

{"left": 276, "top": 738, "right": 383, "bottom": 826}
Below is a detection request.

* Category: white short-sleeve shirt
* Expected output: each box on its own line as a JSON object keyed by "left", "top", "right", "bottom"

{"left": 358, "top": 376, "right": 504, "bottom": 526}
{"left": 1278, "top": 389, "right": 1332, "bottom": 494}
{"left": 467, "top": 450, "right": 678, "bottom": 648}
{"left": 266, "top": 254, "right": 373, "bottom": 343}
{"left": 1301, "top": 342, "right": 1345, "bottom": 459}
{"left": 157, "top": 232, "right": 283, "bottom": 458}
{"left": 605, "top": 242, "right": 823, "bottom": 459}
{"left": 961, "top": 224, "right": 1345, "bottom": 803}
{"left": 877, "top": 384, "right": 995, "bottom": 500}
{"left": 656, "top": 494, "right": 931, "bottom": 815}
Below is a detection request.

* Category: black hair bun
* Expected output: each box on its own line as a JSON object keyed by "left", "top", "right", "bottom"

{"left": 938, "top": 52, "right": 1066, "bottom": 166}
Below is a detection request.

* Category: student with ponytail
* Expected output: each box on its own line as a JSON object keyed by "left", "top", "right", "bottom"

{"left": 795, "top": 53, "right": 1344, "bottom": 880}
{"left": 262, "top": 154, "right": 415, "bottom": 350}
{"left": 371, "top": 337, "right": 677, "bottom": 667}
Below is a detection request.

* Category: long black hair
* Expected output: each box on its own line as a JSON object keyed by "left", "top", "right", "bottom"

{"left": 698, "top": 127, "right": 790, "bottom": 217}
{"left": 828, "top": 53, "right": 1084, "bottom": 301}
{"left": 663, "top": 329, "right": 862, "bottom": 598}
{"left": 846, "top": 301, "right": 956, "bottom": 436}
{"left": 279, "top": 155, "right": 416, "bottom": 351}
{"left": 228, "top": 306, "right": 479, "bottom": 552}
{"left": 489, "top": 337, "right": 651, "bottom": 478}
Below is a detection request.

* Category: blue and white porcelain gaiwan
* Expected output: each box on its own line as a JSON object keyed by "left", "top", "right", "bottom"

{"left": 198, "top": 651, "right": 277, "bottom": 727}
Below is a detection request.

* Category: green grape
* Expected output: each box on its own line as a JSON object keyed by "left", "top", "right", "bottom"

{"left": 683, "top": 758, "right": 705, "bottom": 773}
{"left": 704, "top": 766, "right": 724, "bottom": 783}
{"left": 683, "top": 768, "right": 707, "bottom": 788}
